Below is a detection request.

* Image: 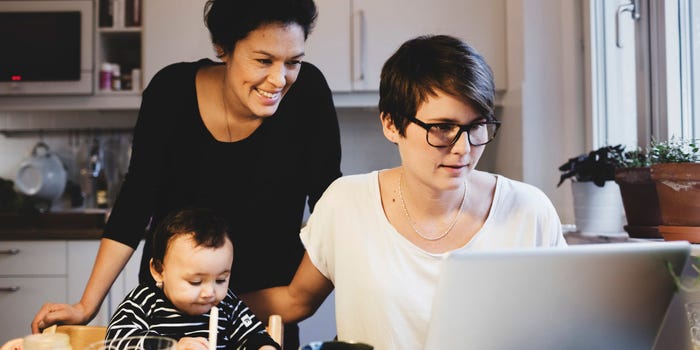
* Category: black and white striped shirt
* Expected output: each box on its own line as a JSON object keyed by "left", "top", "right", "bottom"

{"left": 106, "top": 283, "right": 280, "bottom": 349}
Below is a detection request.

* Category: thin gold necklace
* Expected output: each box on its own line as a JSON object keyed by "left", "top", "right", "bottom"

{"left": 397, "top": 173, "right": 467, "bottom": 241}
{"left": 222, "top": 82, "right": 232, "bottom": 142}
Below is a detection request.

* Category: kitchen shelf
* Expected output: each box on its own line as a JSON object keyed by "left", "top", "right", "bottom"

{"left": 0, "top": 94, "right": 141, "bottom": 111}
{"left": 98, "top": 26, "right": 141, "bottom": 33}
{"left": 0, "top": 126, "right": 133, "bottom": 137}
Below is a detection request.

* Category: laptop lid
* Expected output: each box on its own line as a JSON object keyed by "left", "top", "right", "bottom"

{"left": 424, "top": 241, "right": 691, "bottom": 350}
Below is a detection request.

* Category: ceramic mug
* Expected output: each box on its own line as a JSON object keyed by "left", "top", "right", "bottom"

{"left": 15, "top": 142, "right": 67, "bottom": 202}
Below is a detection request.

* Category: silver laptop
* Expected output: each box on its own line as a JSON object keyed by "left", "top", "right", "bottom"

{"left": 424, "top": 241, "right": 691, "bottom": 350}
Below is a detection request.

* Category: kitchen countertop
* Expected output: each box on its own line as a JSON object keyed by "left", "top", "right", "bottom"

{"left": 0, "top": 211, "right": 106, "bottom": 240}
{"left": 0, "top": 228, "right": 103, "bottom": 240}
{"left": 564, "top": 231, "right": 640, "bottom": 245}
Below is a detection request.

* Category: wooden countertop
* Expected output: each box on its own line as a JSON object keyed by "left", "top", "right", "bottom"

{"left": 0, "top": 211, "right": 106, "bottom": 240}
{"left": 0, "top": 229, "right": 103, "bottom": 240}
{"left": 564, "top": 231, "right": 638, "bottom": 245}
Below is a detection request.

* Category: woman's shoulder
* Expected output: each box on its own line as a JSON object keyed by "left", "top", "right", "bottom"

{"left": 291, "top": 61, "right": 331, "bottom": 91}
{"left": 146, "top": 58, "right": 219, "bottom": 89}
{"left": 330, "top": 172, "right": 376, "bottom": 187}
{"left": 319, "top": 172, "right": 377, "bottom": 200}
{"left": 494, "top": 174, "right": 551, "bottom": 203}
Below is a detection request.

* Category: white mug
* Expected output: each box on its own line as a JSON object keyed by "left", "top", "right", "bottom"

{"left": 15, "top": 142, "right": 67, "bottom": 202}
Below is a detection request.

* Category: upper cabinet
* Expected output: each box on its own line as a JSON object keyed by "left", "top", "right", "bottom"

{"left": 142, "top": 0, "right": 217, "bottom": 88}
{"left": 0, "top": 0, "right": 506, "bottom": 111}
{"left": 305, "top": 0, "right": 507, "bottom": 92}
{"left": 96, "top": 0, "right": 143, "bottom": 95}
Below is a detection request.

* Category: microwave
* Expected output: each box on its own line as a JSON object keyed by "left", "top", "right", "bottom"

{"left": 0, "top": 0, "right": 93, "bottom": 95}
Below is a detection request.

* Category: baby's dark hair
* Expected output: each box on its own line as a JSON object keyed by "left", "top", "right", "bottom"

{"left": 151, "top": 208, "right": 231, "bottom": 272}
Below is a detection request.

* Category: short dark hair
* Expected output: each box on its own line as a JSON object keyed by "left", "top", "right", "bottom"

{"left": 151, "top": 208, "right": 231, "bottom": 272}
{"left": 204, "top": 0, "right": 318, "bottom": 58}
{"left": 379, "top": 35, "right": 496, "bottom": 136}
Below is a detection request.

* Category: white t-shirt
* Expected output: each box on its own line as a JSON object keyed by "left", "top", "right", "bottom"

{"left": 300, "top": 171, "right": 566, "bottom": 350}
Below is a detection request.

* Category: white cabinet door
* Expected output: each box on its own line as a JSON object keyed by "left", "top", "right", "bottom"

{"left": 67, "top": 241, "right": 111, "bottom": 326}
{"left": 67, "top": 240, "right": 144, "bottom": 326}
{"left": 0, "top": 241, "right": 68, "bottom": 343}
{"left": 142, "top": 0, "right": 217, "bottom": 88}
{"left": 0, "top": 277, "right": 67, "bottom": 343}
{"left": 105, "top": 241, "right": 143, "bottom": 318}
{"left": 305, "top": 0, "right": 353, "bottom": 92}
{"left": 0, "top": 241, "right": 66, "bottom": 275}
{"left": 306, "top": 0, "right": 506, "bottom": 92}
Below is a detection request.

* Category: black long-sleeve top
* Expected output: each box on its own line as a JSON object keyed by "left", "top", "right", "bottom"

{"left": 103, "top": 59, "right": 342, "bottom": 293}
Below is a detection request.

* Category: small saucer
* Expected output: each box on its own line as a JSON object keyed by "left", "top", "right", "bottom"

{"left": 624, "top": 225, "right": 661, "bottom": 239}
{"left": 659, "top": 225, "right": 700, "bottom": 243}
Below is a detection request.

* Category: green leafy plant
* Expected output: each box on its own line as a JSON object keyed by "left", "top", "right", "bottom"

{"left": 557, "top": 145, "right": 626, "bottom": 187}
{"left": 667, "top": 257, "right": 700, "bottom": 292}
{"left": 648, "top": 137, "right": 700, "bottom": 164}
{"left": 615, "top": 147, "right": 651, "bottom": 168}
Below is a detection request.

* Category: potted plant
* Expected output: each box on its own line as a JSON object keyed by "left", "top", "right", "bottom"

{"left": 648, "top": 138, "right": 700, "bottom": 242}
{"left": 557, "top": 145, "right": 627, "bottom": 235}
{"left": 613, "top": 147, "right": 663, "bottom": 239}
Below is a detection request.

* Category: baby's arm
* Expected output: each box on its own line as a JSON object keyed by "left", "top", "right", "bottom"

{"left": 106, "top": 285, "right": 159, "bottom": 339}
{"left": 176, "top": 337, "right": 208, "bottom": 350}
{"left": 221, "top": 291, "right": 281, "bottom": 350}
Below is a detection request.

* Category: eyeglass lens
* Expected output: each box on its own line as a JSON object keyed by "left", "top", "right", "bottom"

{"left": 427, "top": 123, "right": 498, "bottom": 147}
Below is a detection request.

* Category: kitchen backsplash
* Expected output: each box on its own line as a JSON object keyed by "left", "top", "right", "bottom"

{"left": 0, "top": 108, "right": 406, "bottom": 210}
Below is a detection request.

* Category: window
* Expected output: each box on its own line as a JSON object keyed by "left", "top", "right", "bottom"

{"left": 587, "top": 0, "right": 699, "bottom": 149}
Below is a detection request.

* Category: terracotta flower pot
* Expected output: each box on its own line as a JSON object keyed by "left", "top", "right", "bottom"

{"left": 650, "top": 163, "right": 700, "bottom": 226}
{"left": 650, "top": 163, "right": 700, "bottom": 243}
{"left": 614, "top": 167, "right": 662, "bottom": 238}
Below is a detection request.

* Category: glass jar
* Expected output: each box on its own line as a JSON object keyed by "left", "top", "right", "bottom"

{"left": 23, "top": 333, "right": 72, "bottom": 350}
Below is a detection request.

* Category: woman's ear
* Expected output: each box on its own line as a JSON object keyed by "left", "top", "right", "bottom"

{"left": 214, "top": 45, "right": 226, "bottom": 61}
{"left": 381, "top": 113, "right": 399, "bottom": 144}
{"left": 150, "top": 258, "right": 164, "bottom": 287}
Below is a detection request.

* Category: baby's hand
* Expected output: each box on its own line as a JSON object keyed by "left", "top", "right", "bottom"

{"left": 176, "top": 336, "right": 209, "bottom": 350}
{"left": 259, "top": 346, "right": 277, "bottom": 350}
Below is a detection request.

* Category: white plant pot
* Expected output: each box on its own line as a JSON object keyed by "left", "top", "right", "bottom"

{"left": 571, "top": 181, "right": 627, "bottom": 235}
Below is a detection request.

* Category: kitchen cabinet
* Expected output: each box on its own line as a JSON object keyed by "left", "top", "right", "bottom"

{"left": 0, "top": 0, "right": 505, "bottom": 111}
{"left": 0, "top": 241, "right": 112, "bottom": 343}
{"left": 142, "top": 0, "right": 217, "bottom": 90}
{"left": 305, "top": 0, "right": 507, "bottom": 92}
{"left": 96, "top": 0, "right": 142, "bottom": 96}
{"left": 0, "top": 0, "right": 143, "bottom": 111}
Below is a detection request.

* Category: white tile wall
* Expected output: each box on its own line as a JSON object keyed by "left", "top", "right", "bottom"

{"left": 0, "top": 108, "right": 401, "bottom": 184}
{"left": 0, "top": 110, "right": 137, "bottom": 181}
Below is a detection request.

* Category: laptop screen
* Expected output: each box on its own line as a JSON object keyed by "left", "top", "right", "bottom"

{"left": 424, "top": 241, "right": 691, "bottom": 350}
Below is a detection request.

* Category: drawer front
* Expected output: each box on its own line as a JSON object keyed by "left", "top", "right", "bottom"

{"left": 0, "top": 241, "right": 67, "bottom": 275}
{"left": 0, "top": 277, "right": 67, "bottom": 343}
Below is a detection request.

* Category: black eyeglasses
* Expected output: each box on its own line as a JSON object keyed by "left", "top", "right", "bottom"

{"left": 407, "top": 116, "right": 501, "bottom": 147}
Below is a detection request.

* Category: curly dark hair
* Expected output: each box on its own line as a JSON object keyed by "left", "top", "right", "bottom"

{"left": 204, "top": 0, "right": 318, "bottom": 58}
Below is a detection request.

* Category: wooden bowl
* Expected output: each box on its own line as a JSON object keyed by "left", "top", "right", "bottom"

{"left": 55, "top": 325, "right": 107, "bottom": 350}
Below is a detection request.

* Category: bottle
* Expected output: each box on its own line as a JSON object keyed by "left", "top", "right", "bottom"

{"left": 131, "top": 68, "right": 141, "bottom": 91}
{"left": 95, "top": 167, "right": 109, "bottom": 209}
{"left": 111, "top": 63, "right": 121, "bottom": 91}
{"left": 99, "top": 63, "right": 112, "bottom": 91}
{"left": 23, "top": 333, "right": 72, "bottom": 350}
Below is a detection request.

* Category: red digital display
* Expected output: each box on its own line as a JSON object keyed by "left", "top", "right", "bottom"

{"left": 11, "top": 75, "right": 21, "bottom": 81}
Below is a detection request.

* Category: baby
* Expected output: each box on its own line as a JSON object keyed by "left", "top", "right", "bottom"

{"left": 106, "top": 208, "right": 280, "bottom": 350}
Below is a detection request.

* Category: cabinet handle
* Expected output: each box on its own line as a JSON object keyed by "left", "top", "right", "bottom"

{"left": 0, "top": 286, "right": 20, "bottom": 292}
{"left": 352, "top": 9, "right": 366, "bottom": 82}
{"left": 0, "top": 249, "right": 20, "bottom": 255}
